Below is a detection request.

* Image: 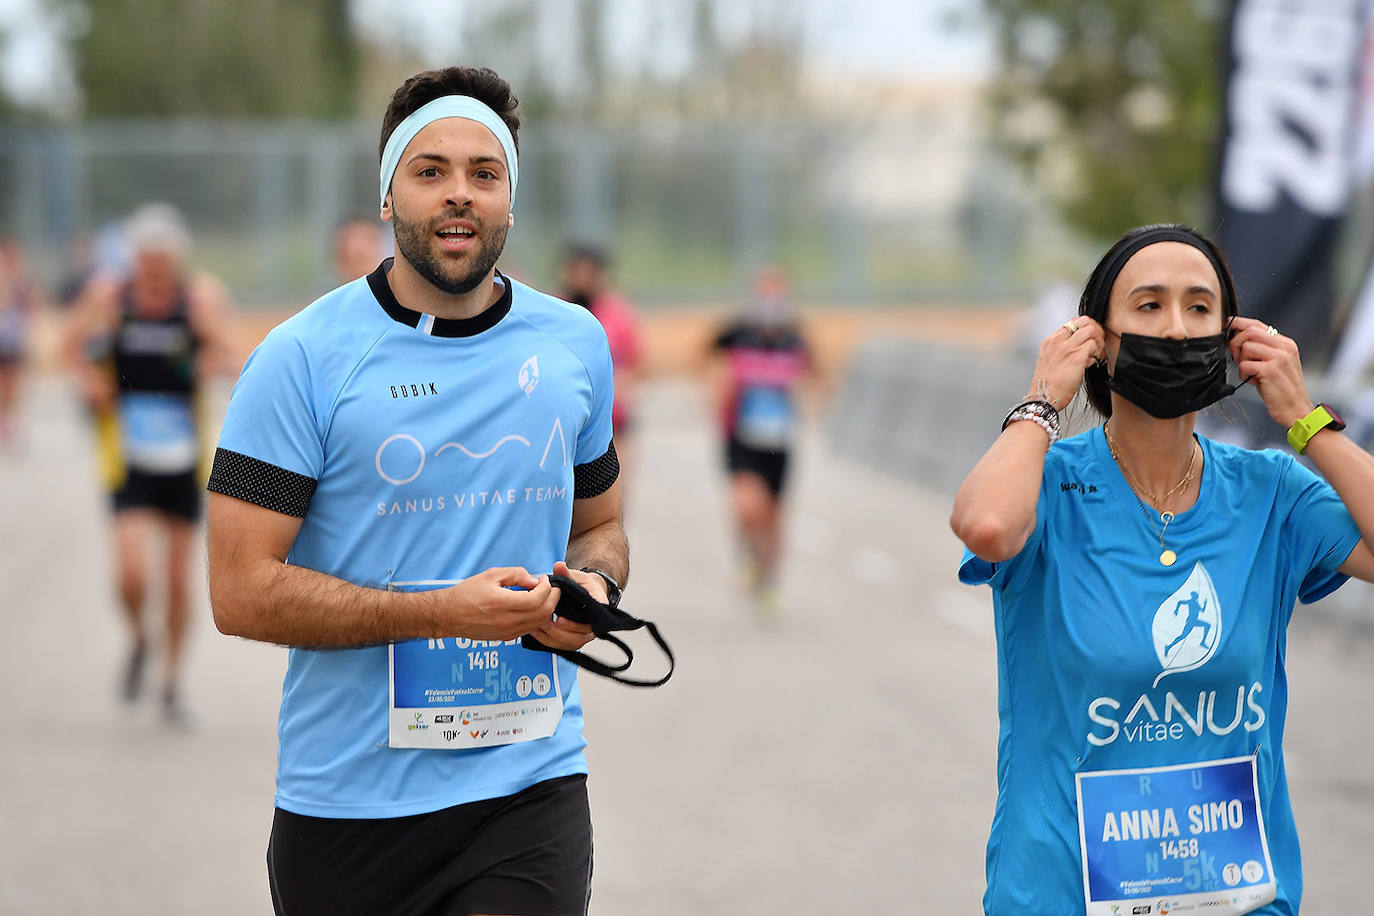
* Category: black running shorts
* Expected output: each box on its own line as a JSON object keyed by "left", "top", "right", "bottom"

{"left": 112, "top": 469, "right": 202, "bottom": 522}
{"left": 725, "top": 435, "right": 789, "bottom": 496}
{"left": 267, "top": 774, "right": 593, "bottom": 916}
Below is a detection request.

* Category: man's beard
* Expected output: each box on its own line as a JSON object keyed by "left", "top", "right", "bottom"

{"left": 392, "top": 205, "right": 507, "bottom": 296}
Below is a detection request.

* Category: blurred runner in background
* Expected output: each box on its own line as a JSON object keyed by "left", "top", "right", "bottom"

{"left": 560, "top": 242, "right": 643, "bottom": 484}
{"left": 333, "top": 217, "right": 388, "bottom": 282}
{"left": 0, "top": 237, "right": 39, "bottom": 452}
{"left": 708, "top": 263, "right": 812, "bottom": 616}
{"left": 63, "top": 202, "right": 239, "bottom": 724}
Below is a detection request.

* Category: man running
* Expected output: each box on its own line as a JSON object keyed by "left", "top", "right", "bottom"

{"left": 708, "top": 264, "right": 812, "bottom": 615}
{"left": 333, "top": 217, "right": 387, "bottom": 282}
{"left": 559, "top": 242, "right": 643, "bottom": 482}
{"left": 206, "top": 67, "right": 626, "bottom": 915}
{"left": 63, "top": 202, "right": 238, "bottom": 722}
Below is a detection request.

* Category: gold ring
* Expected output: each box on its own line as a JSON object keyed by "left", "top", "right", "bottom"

{"left": 1266, "top": 325, "right": 1279, "bottom": 336}
{"left": 1062, "top": 320, "right": 1079, "bottom": 334}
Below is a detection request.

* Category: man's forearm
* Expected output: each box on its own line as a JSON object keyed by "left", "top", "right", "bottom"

{"left": 565, "top": 518, "right": 629, "bottom": 587}
{"left": 211, "top": 558, "right": 439, "bottom": 649}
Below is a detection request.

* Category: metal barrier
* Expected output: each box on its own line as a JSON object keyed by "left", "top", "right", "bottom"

{"left": 826, "top": 337, "right": 1035, "bottom": 494}
{"left": 826, "top": 336, "right": 1374, "bottom": 633}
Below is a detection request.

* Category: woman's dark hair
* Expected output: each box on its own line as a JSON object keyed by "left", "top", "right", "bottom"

{"left": 1078, "top": 223, "right": 1239, "bottom": 417}
{"left": 378, "top": 67, "right": 521, "bottom": 162}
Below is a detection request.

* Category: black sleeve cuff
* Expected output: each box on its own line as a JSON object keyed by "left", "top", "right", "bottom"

{"left": 573, "top": 440, "right": 620, "bottom": 499}
{"left": 207, "top": 448, "right": 317, "bottom": 518}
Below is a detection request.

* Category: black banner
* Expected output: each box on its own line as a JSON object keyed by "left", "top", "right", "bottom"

{"left": 1215, "top": 0, "right": 1365, "bottom": 363}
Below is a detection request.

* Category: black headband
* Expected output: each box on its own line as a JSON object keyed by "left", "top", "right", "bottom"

{"left": 1081, "top": 227, "right": 1232, "bottom": 323}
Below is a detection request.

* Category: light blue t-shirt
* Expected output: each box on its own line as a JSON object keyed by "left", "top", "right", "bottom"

{"left": 959, "top": 427, "right": 1360, "bottom": 915}
{"left": 210, "top": 264, "right": 616, "bottom": 818}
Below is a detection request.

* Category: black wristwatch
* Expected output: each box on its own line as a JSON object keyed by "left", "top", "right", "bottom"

{"left": 579, "top": 567, "right": 623, "bottom": 607}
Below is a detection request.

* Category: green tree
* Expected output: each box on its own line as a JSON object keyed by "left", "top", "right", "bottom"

{"left": 980, "top": 0, "right": 1227, "bottom": 238}
{"left": 73, "top": 0, "right": 358, "bottom": 117}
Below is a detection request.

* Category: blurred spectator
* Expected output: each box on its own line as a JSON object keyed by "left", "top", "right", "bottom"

{"left": 54, "top": 234, "right": 96, "bottom": 310}
{"left": 1019, "top": 277, "right": 1082, "bottom": 356}
{"left": 0, "top": 238, "right": 38, "bottom": 451}
{"left": 559, "top": 242, "right": 643, "bottom": 481}
{"left": 62, "top": 202, "right": 240, "bottom": 725}
{"left": 334, "top": 217, "right": 388, "bottom": 282}
{"left": 706, "top": 264, "right": 812, "bottom": 617}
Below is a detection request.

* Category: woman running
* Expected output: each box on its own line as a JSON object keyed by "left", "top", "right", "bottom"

{"left": 952, "top": 224, "right": 1374, "bottom": 915}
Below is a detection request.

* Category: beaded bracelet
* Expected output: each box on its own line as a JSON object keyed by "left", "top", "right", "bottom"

{"left": 1001, "top": 399, "right": 1061, "bottom": 446}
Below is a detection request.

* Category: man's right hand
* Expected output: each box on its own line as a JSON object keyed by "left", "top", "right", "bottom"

{"left": 435, "top": 567, "right": 563, "bottom": 641}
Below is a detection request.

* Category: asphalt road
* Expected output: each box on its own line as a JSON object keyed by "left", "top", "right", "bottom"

{"left": 1, "top": 374, "right": 1371, "bottom": 915}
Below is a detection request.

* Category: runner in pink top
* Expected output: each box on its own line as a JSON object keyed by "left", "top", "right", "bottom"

{"left": 560, "top": 243, "right": 644, "bottom": 465}
{"left": 708, "top": 264, "right": 812, "bottom": 617}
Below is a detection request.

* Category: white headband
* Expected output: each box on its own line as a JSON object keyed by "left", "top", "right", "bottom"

{"left": 378, "top": 95, "right": 519, "bottom": 209}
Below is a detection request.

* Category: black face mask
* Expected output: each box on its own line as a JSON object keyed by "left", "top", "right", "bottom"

{"left": 522, "top": 574, "right": 674, "bottom": 687}
{"left": 1107, "top": 332, "right": 1240, "bottom": 419}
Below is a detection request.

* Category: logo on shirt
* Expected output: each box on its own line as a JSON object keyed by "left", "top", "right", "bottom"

{"left": 370, "top": 419, "right": 573, "bottom": 518}
{"left": 518, "top": 355, "right": 539, "bottom": 395}
{"left": 1152, "top": 562, "right": 1222, "bottom": 687}
{"left": 373, "top": 419, "right": 568, "bottom": 486}
{"left": 390, "top": 382, "right": 439, "bottom": 399}
{"left": 1084, "top": 560, "right": 1264, "bottom": 748}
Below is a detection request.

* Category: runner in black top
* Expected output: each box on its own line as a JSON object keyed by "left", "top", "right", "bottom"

{"left": 708, "top": 264, "right": 812, "bottom": 616}
{"left": 63, "top": 202, "right": 239, "bottom": 723}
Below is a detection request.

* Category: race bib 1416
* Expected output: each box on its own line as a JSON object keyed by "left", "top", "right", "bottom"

{"left": 386, "top": 577, "right": 565, "bottom": 751}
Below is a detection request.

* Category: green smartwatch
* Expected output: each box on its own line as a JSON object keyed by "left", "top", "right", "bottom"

{"left": 1287, "top": 403, "right": 1346, "bottom": 455}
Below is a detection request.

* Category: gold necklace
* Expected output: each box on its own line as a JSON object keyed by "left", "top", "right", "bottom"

{"left": 1103, "top": 423, "right": 1198, "bottom": 567}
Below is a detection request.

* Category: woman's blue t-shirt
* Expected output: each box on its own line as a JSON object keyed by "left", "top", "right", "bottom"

{"left": 959, "top": 427, "right": 1360, "bottom": 915}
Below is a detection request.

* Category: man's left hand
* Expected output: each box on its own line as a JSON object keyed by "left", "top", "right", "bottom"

{"left": 529, "top": 561, "right": 598, "bottom": 651}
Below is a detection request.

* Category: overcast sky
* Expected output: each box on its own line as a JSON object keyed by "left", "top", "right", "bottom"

{"left": 0, "top": 0, "right": 992, "bottom": 113}
{"left": 353, "top": 0, "right": 992, "bottom": 81}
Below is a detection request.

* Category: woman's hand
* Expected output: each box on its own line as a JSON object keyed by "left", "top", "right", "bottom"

{"left": 1228, "top": 316, "right": 1314, "bottom": 428}
{"left": 1027, "top": 316, "right": 1106, "bottom": 409}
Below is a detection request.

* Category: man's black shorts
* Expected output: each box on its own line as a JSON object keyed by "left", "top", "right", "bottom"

{"left": 725, "top": 436, "right": 789, "bottom": 496}
{"left": 111, "top": 469, "right": 202, "bottom": 522}
{"left": 267, "top": 774, "right": 592, "bottom": 916}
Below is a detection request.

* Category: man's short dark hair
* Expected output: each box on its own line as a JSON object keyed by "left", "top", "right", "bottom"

{"left": 378, "top": 67, "right": 521, "bottom": 162}
{"left": 562, "top": 241, "right": 610, "bottom": 270}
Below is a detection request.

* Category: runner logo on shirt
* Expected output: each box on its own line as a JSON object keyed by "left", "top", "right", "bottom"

{"left": 518, "top": 355, "right": 539, "bottom": 395}
{"left": 1085, "top": 560, "right": 1264, "bottom": 748}
{"left": 1152, "top": 562, "right": 1222, "bottom": 687}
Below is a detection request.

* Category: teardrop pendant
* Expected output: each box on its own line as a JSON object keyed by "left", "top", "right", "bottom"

{"left": 1160, "top": 549, "right": 1177, "bottom": 566}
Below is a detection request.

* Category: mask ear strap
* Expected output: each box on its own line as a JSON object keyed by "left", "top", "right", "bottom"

{"left": 525, "top": 633, "right": 633, "bottom": 676}
{"left": 1222, "top": 314, "right": 1255, "bottom": 389}
{"left": 521, "top": 574, "right": 675, "bottom": 687}
{"left": 603, "top": 620, "right": 674, "bottom": 687}
{"left": 527, "top": 624, "right": 675, "bottom": 687}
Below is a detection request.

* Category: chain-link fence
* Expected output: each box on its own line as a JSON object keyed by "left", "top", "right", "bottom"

{"left": 1, "top": 117, "right": 1063, "bottom": 307}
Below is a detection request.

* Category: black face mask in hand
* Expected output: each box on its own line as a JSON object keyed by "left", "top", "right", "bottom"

{"left": 1107, "top": 332, "right": 1240, "bottom": 419}
{"left": 522, "top": 574, "right": 675, "bottom": 687}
